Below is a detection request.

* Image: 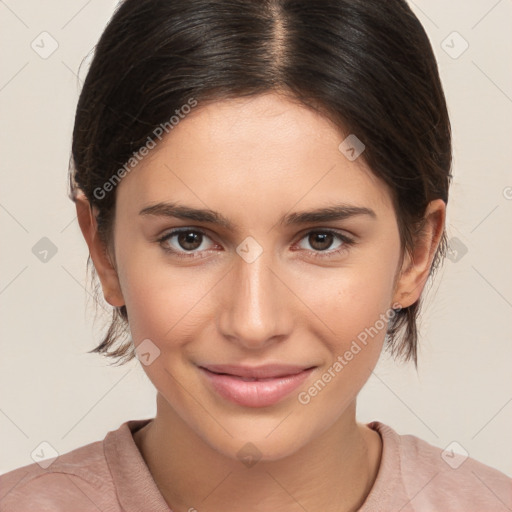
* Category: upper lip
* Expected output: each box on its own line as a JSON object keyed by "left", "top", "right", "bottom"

{"left": 199, "top": 364, "right": 315, "bottom": 379}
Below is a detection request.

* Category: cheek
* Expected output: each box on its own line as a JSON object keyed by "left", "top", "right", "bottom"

{"left": 114, "top": 237, "right": 184, "bottom": 337}
{"left": 292, "top": 248, "right": 400, "bottom": 408}
{"left": 293, "top": 265, "right": 396, "bottom": 416}
{"left": 295, "top": 252, "right": 399, "bottom": 344}
{"left": 121, "top": 264, "right": 209, "bottom": 345}
{"left": 121, "top": 265, "right": 213, "bottom": 402}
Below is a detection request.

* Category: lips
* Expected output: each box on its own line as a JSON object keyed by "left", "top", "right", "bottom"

{"left": 198, "top": 363, "right": 316, "bottom": 407}
{"left": 199, "top": 363, "right": 314, "bottom": 379}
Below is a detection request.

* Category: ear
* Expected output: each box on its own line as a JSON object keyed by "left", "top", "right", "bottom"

{"left": 392, "top": 199, "right": 446, "bottom": 308}
{"left": 75, "top": 191, "right": 125, "bottom": 308}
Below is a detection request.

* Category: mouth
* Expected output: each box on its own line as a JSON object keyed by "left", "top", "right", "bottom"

{"left": 197, "top": 363, "right": 317, "bottom": 407}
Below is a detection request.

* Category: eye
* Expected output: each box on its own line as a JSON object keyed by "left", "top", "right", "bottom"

{"left": 157, "top": 228, "right": 355, "bottom": 260}
{"left": 157, "top": 228, "right": 217, "bottom": 259}
{"left": 294, "top": 230, "right": 354, "bottom": 259}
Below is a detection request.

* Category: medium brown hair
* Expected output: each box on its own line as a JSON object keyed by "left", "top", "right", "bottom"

{"left": 69, "top": 0, "right": 452, "bottom": 367}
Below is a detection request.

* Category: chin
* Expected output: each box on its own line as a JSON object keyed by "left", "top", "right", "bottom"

{"left": 190, "top": 409, "right": 327, "bottom": 465}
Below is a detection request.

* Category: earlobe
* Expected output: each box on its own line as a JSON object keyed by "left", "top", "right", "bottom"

{"left": 392, "top": 199, "right": 446, "bottom": 308}
{"left": 75, "top": 191, "right": 125, "bottom": 308}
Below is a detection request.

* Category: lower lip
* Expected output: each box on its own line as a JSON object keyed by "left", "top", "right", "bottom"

{"left": 198, "top": 367, "right": 315, "bottom": 408}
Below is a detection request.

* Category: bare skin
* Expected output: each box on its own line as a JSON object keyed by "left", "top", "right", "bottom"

{"left": 76, "top": 92, "right": 445, "bottom": 512}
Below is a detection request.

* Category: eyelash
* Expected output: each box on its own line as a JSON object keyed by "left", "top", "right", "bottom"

{"left": 156, "top": 228, "right": 355, "bottom": 260}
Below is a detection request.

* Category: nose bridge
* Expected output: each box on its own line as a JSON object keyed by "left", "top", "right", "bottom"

{"left": 218, "top": 242, "right": 291, "bottom": 348}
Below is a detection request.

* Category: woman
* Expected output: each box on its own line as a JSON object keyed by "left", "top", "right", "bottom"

{"left": 1, "top": 0, "right": 510, "bottom": 510}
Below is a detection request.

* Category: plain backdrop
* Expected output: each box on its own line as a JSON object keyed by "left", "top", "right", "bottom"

{"left": 1, "top": 0, "right": 511, "bottom": 478}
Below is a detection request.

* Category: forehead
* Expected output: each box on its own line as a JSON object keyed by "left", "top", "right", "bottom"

{"left": 115, "top": 93, "right": 394, "bottom": 221}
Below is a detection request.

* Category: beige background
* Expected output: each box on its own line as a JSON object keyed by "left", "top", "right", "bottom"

{"left": 1, "top": 0, "right": 511, "bottom": 479}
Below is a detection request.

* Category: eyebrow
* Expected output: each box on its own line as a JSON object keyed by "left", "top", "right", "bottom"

{"left": 139, "top": 202, "right": 376, "bottom": 230}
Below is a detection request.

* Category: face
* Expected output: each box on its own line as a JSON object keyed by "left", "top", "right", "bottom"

{"left": 104, "top": 93, "right": 407, "bottom": 460}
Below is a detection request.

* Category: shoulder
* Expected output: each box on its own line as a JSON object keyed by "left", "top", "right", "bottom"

{"left": 0, "top": 436, "right": 117, "bottom": 512}
{"left": 370, "top": 421, "right": 512, "bottom": 512}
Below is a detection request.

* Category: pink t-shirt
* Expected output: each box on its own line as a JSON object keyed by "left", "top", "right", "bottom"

{"left": 1, "top": 418, "right": 510, "bottom": 511}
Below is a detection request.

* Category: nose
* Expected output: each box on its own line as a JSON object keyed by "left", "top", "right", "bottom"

{"left": 217, "top": 247, "right": 294, "bottom": 351}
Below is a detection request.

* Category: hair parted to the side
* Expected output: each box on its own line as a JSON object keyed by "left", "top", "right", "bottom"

{"left": 69, "top": 0, "right": 452, "bottom": 368}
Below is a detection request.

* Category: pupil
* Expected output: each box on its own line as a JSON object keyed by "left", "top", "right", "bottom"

{"left": 311, "top": 232, "right": 332, "bottom": 251}
{"left": 179, "top": 231, "right": 201, "bottom": 250}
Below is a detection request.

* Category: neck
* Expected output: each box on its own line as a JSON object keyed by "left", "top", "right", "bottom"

{"left": 134, "top": 393, "right": 382, "bottom": 512}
